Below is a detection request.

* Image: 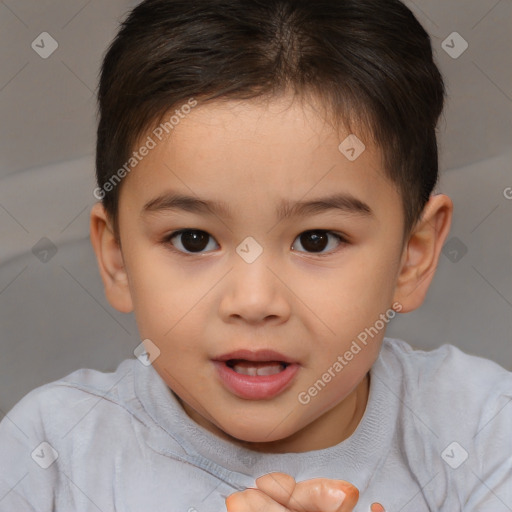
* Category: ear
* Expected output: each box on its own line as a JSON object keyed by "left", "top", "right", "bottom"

{"left": 89, "top": 202, "right": 134, "bottom": 313}
{"left": 392, "top": 194, "right": 453, "bottom": 313}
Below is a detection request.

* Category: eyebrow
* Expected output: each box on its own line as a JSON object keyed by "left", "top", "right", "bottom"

{"left": 142, "top": 191, "right": 373, "bottom": 220}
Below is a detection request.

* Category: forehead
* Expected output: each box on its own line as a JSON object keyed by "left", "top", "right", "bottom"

{"left": 119, "top": 94, "right": 399, "bottom": 224}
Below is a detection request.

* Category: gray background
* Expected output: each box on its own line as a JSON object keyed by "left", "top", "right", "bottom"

{"left": 0, "top": 0, "right": 511, "bottom": 414}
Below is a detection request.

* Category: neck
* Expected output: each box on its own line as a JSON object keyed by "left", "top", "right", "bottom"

{"left": 244, "top": 372, "right": 370, "bottom": 453}
{"left": 178, "top": 372, "right": 370, "bottom": 454}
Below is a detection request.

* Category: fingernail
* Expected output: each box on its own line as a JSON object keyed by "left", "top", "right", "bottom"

{"left": 324, "top": 489, "right": 346, "bottom": 512}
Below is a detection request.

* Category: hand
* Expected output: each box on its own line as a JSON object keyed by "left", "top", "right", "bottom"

{"left": 226, "top": 472, "right": 386, "bottom": 512}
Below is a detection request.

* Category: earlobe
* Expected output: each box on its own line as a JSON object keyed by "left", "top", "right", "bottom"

{"left": 89, "top": 203, "right": 134, "bottom": 313}
{"left": 393, "top": 194, "right": 453, "bottom": 313}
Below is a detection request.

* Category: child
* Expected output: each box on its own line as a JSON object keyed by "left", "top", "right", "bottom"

{"left": 1, "top": 0, "right": 511, "bottom": 510}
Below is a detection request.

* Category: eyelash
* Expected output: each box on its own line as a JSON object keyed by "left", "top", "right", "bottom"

{"left": 161, "top": 229, "right": 349, "bottom": 258}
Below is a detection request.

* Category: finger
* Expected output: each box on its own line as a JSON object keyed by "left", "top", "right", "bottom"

{"left": 255, "top": 473, "right": 359, "bottom": 512}
{"left": 289, "top": 478, "right": 359, "bottom": 512}
{"left": 226, "top": 488, "right": 289, "bottom": 512}
{"left": 255, "top": 472, "right": 296, "bottom": 505}
{"left": 370, "top": 503, "right": 386, "bottom": 512}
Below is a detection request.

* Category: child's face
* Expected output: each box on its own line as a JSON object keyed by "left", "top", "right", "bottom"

{"left": 108, "top": 95, "right": 408, "bottom": 451}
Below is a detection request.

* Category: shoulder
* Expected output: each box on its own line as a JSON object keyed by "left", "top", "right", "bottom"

{"left": 0, "top": 358, "right": 137, "bottom": 441}
{"left": 377, "top": 341, "right": 512, "bottom": 508}
{"left": 0, "top": 360, "right": 140, "bottom": 508}
{"left": 378, "top": 337, "right": 512, "bottom": 433}
{"left": 380, "top": 336, "right": 511, "bottom": 391}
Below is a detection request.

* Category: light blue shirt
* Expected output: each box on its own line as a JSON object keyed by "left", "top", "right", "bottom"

{"left": 1, "top": 337, "right": 511, "bottom": 511}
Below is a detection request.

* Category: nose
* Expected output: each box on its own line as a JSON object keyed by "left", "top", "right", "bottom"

{"left": 218, "top": 251, "right": 291, "bottom": 325}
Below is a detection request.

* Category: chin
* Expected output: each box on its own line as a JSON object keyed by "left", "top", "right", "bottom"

{"left": 215, "top": 417, "right": 300, "bottom": 447}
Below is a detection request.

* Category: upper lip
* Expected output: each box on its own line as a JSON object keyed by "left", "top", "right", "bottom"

{"left": 213, "top": 349, "right": 297, "bottom": 364}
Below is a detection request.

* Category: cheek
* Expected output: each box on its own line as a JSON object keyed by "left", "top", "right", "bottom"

{"left": 298, "top": 354, "right": 373, "bottom": 421}
{"left": 347, "top": 241, "right": 400, "bottom": 303}
{"left": 305, "top": 250, "right": 398, "bottom": 364}
{"left": 318, "top": 257, "right": 396, "bottom": 323}
{"left": 122, "top": 246, "right": 182, "bottom": 333}
{"left": 124, "top": 248, "right": 217, "bottom": 354}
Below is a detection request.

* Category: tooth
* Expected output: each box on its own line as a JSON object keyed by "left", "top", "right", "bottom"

{"left": 232, "top": 363, "right": 284, "bottom": 376}
{"left": 233, "top": 364, "right": 258, "bottom": 376}
{"left": 256, "top": 365, "right": 283, "bottom": 376}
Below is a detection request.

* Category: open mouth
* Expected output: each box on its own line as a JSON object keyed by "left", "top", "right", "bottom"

{"left": 214, "top": 355, "right": 299, "bottom": 399}
{"left": 226, "top": 359, "right": 289, "bottom": 376}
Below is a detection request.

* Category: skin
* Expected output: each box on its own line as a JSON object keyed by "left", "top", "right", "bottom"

{"left": 227, "top": 472, "right": 361, "bottom": 512}
{"left": 90, "top": 93, "right": 452, "bottom": 511}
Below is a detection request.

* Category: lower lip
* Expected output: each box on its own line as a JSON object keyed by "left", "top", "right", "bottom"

{"left": 213, "top": 361, "right": 300, "bottom": 400}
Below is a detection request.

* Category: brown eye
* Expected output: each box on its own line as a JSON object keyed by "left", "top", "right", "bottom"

{"left": 300, "top": 231, "right": 328, "bottom": 251}
{"left": 168, "top": 230, "right": 219, "bottom": 253}
{"left": 292, "top": 230, "right": 346, "bottom": 255}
